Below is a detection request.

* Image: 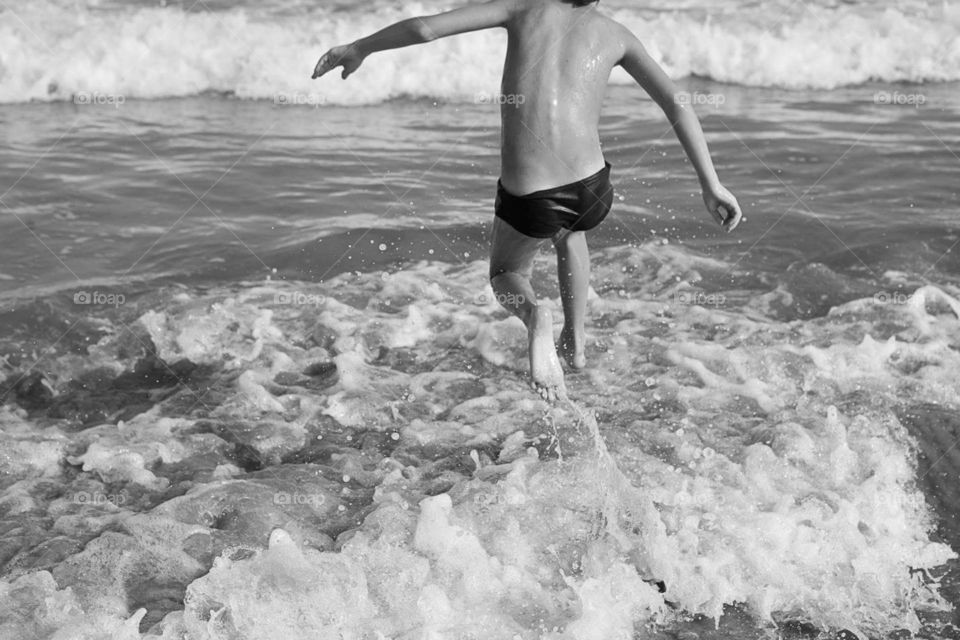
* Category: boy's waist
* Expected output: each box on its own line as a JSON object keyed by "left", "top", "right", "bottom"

{"left": 498, "top": 161, "right": 612, "bottom": 200}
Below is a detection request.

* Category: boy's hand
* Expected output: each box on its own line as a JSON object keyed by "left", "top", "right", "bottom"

{"left": 312, "top": 43, "right": 366, "bottom": 80}
{"left": 703, "top": 184, "right": 743, "bottom": 232}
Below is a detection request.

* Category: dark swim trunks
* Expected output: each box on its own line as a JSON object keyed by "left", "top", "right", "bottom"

{"left": 494, "top": 162, "right": 613, "bottom": 239}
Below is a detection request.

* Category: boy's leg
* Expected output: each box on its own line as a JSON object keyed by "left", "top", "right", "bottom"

{"left": 489, "top": 216, "right": 539, "bottom": 323}
{"left": 552, "top": 229, "right": 589, "bottom": 369}
{"left": 489, "top": 217, "right": 566, "bottom": 400}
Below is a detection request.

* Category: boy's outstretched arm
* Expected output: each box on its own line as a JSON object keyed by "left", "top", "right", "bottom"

{"left": 313, "top": 0, "right": 514, "bottom": 79}
{"left": 617, "top": 29, "right": 742, "bottom": 232}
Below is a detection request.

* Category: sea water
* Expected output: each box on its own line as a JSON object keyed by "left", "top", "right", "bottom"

{"left": 1, "top": 1, "right": 960, "bottom": 639}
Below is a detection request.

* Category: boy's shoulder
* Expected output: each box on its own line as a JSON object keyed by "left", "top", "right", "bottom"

{"left": 504, "top": 0, "right": 635, "bottom": 42}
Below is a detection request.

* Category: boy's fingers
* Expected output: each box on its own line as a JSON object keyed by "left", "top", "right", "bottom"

{"left": 312, "top": 57, "right": 328, "bottom": 79}
{"left": 710, "top": 205, "right": 726, "bottom": 226}
{"left": 723, "top": 204, "right": 743, "bottom": 231}
{"left": 312, "top": 51, "right": 338, "bottom": 78}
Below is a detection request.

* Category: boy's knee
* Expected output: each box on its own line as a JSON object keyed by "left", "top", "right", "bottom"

{"left": 490, "top": 265, "right": 534, "bottom": 283}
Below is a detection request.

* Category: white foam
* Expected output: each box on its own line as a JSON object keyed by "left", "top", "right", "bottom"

{"left": 0, "top": 406, "right": 66, "bottom": 479}
{"left": 0, "top": 572, "right": 145, "bottom": 640}
{"left": 1, "top": 244, "right": 958, "bottom": 639}
{"left": 1, "top": 1, "right": 958, "bottom": 105}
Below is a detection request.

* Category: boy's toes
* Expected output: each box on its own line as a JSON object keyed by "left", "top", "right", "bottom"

{"left": 534, "top": 382, "right": 551, "bottom": 402}
{"left": 532, "top": 381, "right": 556, "bottom": 402}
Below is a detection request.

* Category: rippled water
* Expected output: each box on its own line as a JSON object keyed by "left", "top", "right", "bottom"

{"left": 1, "top": 82, "right": 959, "bottom": 297}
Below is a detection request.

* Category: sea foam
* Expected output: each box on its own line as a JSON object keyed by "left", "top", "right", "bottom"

{"left": 1, "top": 1, "right": 958, "bottom": 104}
{"left": 0, "top": 244, "right": 956, "bottom": 639}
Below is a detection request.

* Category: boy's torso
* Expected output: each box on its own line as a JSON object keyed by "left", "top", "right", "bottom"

{"left": 499, "top": 0, "right": 625, "bottom": 196}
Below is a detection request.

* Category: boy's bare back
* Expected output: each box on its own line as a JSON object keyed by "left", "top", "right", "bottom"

{"left": 500, "top": 0, "right": 623, "bottom": 194}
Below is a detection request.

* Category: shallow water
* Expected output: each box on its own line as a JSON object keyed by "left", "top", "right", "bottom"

{"left": 1, "top": 5, "right": 960, "bottom": 637}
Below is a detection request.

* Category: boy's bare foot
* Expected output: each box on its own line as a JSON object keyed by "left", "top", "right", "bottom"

{"left": 558, "top": 325, "right": 586, "bottom": 370}
{"left": 528, "top": 306, "right": 567, "bottom": 401}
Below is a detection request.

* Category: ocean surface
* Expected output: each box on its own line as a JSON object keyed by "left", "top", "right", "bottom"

{"left": 2, "top": 0, "right": 960, "bottom": 639}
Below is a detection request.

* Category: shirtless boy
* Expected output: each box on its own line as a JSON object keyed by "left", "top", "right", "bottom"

{"left": 312, "top": 0, "right": 743, "bottom": 401}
